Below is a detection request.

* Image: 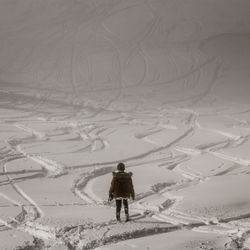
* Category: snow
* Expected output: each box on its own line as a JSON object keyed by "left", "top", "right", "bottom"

{"left": 0, "top": 0, "right": 250, "bottom": 249}
{"left": 94, "top": 229, "right": 229, "bottom": 250}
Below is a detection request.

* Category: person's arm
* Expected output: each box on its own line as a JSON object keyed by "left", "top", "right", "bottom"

{"left": 130, "top": 177, "right": 135, "bottom": 200}
{"left": 109, "top": 175, "right": 115, "bottom": 200}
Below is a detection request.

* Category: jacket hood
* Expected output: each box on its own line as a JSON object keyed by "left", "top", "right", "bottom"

{"left": 112, "top": 171, "right": 133, "bottom": 177}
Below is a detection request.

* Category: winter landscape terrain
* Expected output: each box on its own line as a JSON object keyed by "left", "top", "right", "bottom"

{"left": 0, "top": 0, "right": 250, "bottom": 249}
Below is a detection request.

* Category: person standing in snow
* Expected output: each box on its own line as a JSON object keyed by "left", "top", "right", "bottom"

{"left": 109, "top": 162, "right": 135, "bottom": 222}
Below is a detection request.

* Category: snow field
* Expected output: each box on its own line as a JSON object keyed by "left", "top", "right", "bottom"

{"left": 1, "top": 0, "right": 250, "bottom": 249}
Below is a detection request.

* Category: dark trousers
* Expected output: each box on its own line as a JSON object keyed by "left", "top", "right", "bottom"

{"left": 115, "top": 199, "right": 128, "bottom": 219}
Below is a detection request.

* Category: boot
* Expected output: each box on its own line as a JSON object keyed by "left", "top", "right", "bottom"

{"left": 116, "top": 212, "right": 121, "bottom": 222}
{"left": 125, "top": 213, "right": 129, "bottom": 222}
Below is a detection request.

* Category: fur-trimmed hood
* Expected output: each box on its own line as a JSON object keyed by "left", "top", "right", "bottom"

{"left": 112, "top": 171, "right": 133, "bottom": 177}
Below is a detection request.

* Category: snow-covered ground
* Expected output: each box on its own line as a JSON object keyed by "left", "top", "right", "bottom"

{"left": 1, "top": 0, "right": 250, "bottom": 249}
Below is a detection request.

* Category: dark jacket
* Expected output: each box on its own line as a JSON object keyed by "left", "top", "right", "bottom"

{"left": 109, "top": 171, "right": 135, "bottom": 199}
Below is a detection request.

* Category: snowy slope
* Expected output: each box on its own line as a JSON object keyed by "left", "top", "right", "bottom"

{"left": 0, "top": 0, "right": 250, "bottom": 249}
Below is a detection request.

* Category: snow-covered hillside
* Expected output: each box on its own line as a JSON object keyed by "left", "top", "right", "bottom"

{"left": 0, "top": 0, "right": 250, "bottom": 249}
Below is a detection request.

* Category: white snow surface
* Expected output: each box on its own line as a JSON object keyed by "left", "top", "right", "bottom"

{"left": 1, "top": 0, "right": 250, "bottom": 249}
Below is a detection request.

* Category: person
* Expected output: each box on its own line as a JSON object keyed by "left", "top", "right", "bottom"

{"left": 109, "top": 162, "right": 135, "bottom": 222}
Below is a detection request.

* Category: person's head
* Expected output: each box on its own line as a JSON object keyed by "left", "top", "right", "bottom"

{"left": 117, "top": 162, "right": 125, "bottom": 172}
